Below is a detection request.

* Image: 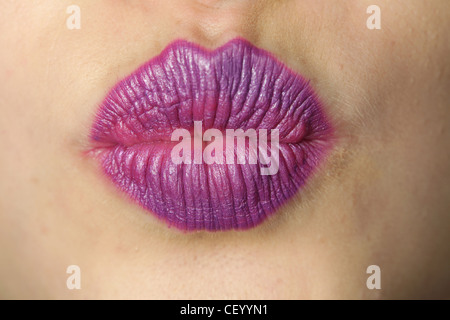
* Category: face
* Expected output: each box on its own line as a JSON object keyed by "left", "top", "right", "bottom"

{"left": 0, "top": 0, "right": 449, "bottom": 299}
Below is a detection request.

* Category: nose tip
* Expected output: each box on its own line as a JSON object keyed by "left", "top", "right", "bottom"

{"left": 175, "top": 0, "right": 257, "bottom": 45}
{"left": 193, "top": 0, "right": 241, "bottom": 9}
{"left": 193, "top": 0, "right": 225, "bottom": 9}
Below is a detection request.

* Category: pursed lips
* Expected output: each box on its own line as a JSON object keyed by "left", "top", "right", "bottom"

{"left": 90, "top": 38, "right": 333, "bottom": 231}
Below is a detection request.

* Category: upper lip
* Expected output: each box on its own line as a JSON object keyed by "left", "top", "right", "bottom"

{"left": 91, "top": 38, "right": 326, "bottom": 148}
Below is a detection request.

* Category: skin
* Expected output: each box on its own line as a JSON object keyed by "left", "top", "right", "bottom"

{"left": 0, "top": 0, "right": 449, "bottom": 299}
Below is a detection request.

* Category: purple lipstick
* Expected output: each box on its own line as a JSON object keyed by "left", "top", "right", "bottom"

{"left": 90, "top": 38, "right": 333, "bottom": 231}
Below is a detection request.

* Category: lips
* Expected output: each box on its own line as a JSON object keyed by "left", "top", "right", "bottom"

{"left": 90, "top": 38, "right": 333, "bottom": 231}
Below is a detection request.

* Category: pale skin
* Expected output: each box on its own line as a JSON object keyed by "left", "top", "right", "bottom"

{"left": 0, "top": 0, "right": 449, "bottom": 299}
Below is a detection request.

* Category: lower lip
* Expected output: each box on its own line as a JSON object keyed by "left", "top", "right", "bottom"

{"left": 90, "top": 38, "right": 333, "bottom": 231}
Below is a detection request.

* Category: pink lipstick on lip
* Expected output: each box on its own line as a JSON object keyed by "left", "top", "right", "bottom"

{"left": 90, "top": 38, "right": 333, "bottom": 231}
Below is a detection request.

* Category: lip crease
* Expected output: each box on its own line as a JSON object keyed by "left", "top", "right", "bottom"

{"left": 89, "top": 38, "right": 333, "bottom": 231}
